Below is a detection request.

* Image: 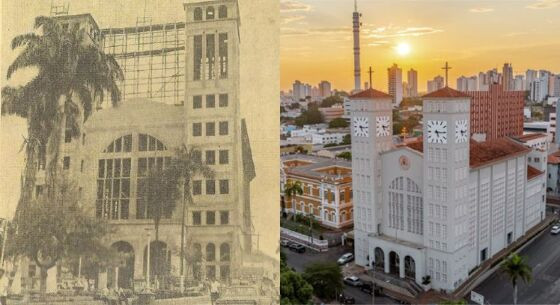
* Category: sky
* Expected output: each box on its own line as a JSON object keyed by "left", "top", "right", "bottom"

{"left": 280, "top": 0, "right": 560, "bottom": 92}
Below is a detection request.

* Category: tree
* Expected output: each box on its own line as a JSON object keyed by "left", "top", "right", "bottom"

{"left": 4, "top": 16, "right": 122, "bottom": 210}
{"left": 295, "top": 105, "right": 324, "bottom": 127}
{"left": 169, "top": 145, "right": 214, "bottom": 280}
{"left": 320, "top": 95, "right": 343, "bottom": 108}
{"left": 342, "top": 134, "right": 351, "bottom": 145}
{"left": 439, "top": 300, "right": 467, "bottom": 305}
{"left": 283, "top": 180, "right": 303, "bottom": 216}
{"left": 336, "top": 151, "right": 351, "bottom": 161}
{"left": 501, "top": 253, "right": 532, "bottom": 305}
{"left": 328, "top": 118, "right": 349, "bottom": 129}
{"left": 302, "top": 262, "right": 343, "bottom": 301}
{"left": 280, "top": 251, "right": 313, "bottom": 305}
{"left": 6, "top": 178, "right": 117, "bottom": 298}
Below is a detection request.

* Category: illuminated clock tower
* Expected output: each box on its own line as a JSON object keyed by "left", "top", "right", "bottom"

{"left": 348, "top": 88, "right": 393, "bottom": 266}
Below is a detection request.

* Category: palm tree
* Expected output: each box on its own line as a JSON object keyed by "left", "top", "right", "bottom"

{"left": 169, "top": 145, "right": 214, "bottom": 282}
{"left": 5, "top": 16, "right": 122, "bottom": 203}
{"left": 283, "top": 180, "right": 303, "bottom": 216}
{"left": 501, "top": 253, "right": 532, "bottom": 305}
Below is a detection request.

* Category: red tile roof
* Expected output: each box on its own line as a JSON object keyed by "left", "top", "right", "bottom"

{"left": 406, "top": 138, "right": 530, "bottom": 168}
{"left": 512, "top": 133, "right": 547, "bottom": 143}
{"left": 527, "top": 165, "right": 544, "bottom": 180}
{"left": 349, "top": 88, "right": 393, "bottom": 99}
{"left": 422, "top": 86, "right": 470, "bottom": 99}
{"left": 548, "top": 150, "right": 560, "bottom": 164}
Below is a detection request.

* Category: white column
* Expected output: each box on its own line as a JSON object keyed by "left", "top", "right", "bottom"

{"left": 45, "top": 266, "right": 57, "bottom": 293}
{"left": 384, "top": 251, "right": 390, "bottom": 273}
{"left": 98, "top": 271, "right": 108, "bottom": 290}
{"left": 399, "top": 254, "right": 405, "bottom": 278}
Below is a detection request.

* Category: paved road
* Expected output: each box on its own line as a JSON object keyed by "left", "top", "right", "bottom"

{"left": 283, "top": 245, "right": 397, "bottom": 304}
{"left": 474, "top": 225, "right": 560, "bottom": 304}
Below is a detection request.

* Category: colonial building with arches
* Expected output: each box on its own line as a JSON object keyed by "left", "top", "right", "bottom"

{"left": 349, "top": 86, "right": 547, "bottom": 292}
{"left": 280, "top": 154, "right": 353, "bottom": 229}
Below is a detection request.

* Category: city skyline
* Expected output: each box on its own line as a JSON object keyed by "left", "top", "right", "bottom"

{"left": 281, "top": 0, "right": 560, "bottom": 92}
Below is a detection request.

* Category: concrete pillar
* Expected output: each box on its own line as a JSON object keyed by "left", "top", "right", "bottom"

{"left": 98, "top": 271, "right": 108, "bottom": 289}
{"left": 45, "top": 266, "right": 57, "bottom": 293}
{"left": 384, "top": 250, "right": 390, "bottom": 273}
{"left": 134, "top": 244, "right": 145, "bottom": 281}
{"left": 415, "top": 256, "right": 422, "bottom": 284}
{"left": 399, "top": 254, "right": 405, "bottom": 278}
{"left": 114, "top": 267, "right": 119, "bottom": 289}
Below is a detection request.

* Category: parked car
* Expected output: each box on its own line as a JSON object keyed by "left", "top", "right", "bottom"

{"left": 360, "top": 281, "right": 382, "bottom": 296}
{"left": 343, "top": 275, "right": 362, "bottom": 287}
{"left": 337, "top": 253, "right": 354, "bottom": 265}
{"left": 338, "top": 293, "right": 355, "bottom": 304}
{"left": 551, "top": 225, "right": 560, "bottom": 235}
{"left": 289, "top": 243, "right": 306, "bottom": 253}
{"left": 280, "top": 239, "right": 290, "bottom": 247}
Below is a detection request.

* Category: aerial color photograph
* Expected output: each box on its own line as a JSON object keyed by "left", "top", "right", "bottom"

{"left": 279, "top": 0, "right": 560, "bottom": 304}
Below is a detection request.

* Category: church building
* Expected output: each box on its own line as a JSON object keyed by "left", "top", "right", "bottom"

{"left": 349, "top": 86, "right": 546, "bottom": 292}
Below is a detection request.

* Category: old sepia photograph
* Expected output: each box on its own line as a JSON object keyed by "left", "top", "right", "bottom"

{"left": 1, "top": 0, "right": 279, "bottom": 304}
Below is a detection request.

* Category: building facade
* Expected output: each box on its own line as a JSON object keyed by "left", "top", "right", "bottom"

{"left": 467, "top": 83, "right": 525, "bottom": 141}
{"left": 281, "top": 154, "right": 354, "bottom": 229}
{"left": 349, "top": 86, "right": 546, "bottom": 292}
{"left": 407, "top": 69, "right": 418, "bottom": 98}
{"left": 388, "top": 64, "right": 403, "bottom": 106}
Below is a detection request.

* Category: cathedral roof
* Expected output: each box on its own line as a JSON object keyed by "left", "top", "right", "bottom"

{"left": 349, "top": 88, "right": 393, "bottom": 99}
{"left": 422, "top": 86, "right": 470, "bottom": 99}
{"left": 527, "top": 165, "right": 544, "bottom": 180}
{"left": 406, "top": 137, "right": 530, "bottom": 168}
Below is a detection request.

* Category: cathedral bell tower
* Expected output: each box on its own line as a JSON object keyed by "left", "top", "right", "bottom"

{"left": 348, "top": 88, "right": 393, "bottom": 266}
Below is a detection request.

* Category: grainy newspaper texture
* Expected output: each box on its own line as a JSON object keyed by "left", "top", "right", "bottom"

{"left": 0, "top": 0, "right": 280, "bottom": 304}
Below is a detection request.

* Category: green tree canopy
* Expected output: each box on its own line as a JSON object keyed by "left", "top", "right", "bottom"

{"left": 501, "top": 253, "right": 532, "bottom": 305}
{"left": 328, "top": 118, "right": 349, "bottom": 128}
{"left": 295, "top": 105, "right": 324, "bottom": 126}
{"left": 336, "top": 151, "right": 351, "bottom": 161}
{"left": 280, "top": 251, "right": 313, "bottom": 305}
{"left": 302, "top": 262, "right": 343, "bottom": 301}
{"left": 320, "top": 95, "right": 343, "bottom": 107}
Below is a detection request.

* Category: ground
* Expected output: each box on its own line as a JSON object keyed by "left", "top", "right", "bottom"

{"left": 282, "top": 245, "right": 398, "bottom": 304}
{"left": 474, "top": 225, "right": 560, "bottom": 304}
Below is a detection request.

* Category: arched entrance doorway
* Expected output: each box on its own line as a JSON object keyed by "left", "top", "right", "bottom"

{"left": 374, "top": 247, "right": 384, "bottom": 271}
{"left": 143, "top": 241, "right": 171, "bottom": 286}
{"left": 108, "top": 241, "right": 135, "bottom": 289}
{"left": 404, "top": 256, "right": 416, "bottom": 279}
{"left": 389, "top": 251, "right": 400, "bottom": 276}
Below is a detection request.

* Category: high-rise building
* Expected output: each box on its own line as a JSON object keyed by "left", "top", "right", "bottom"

{"left": 487, "top": 68, "right": 500, "bottom": 85}
{"left": 318, "top": 80, "right": 332, "bottom": 97}
{"left": 352, "top": 0, "right": 361, "bottom": 92}
{"left": 551, "top": 75, "right": 560, "bottom": 97}
{"left": 503, "top": 63, "right": 513, "bottom": 91}
{"left": 478, "top": 72, "right": 489, "bottom": 91}
{"left": 530, "top": 73, "right": 550, "bottom": 102}
{"left": 526, "top": 69, "right": 538, "bottom": 91}
{"left": 387, "top": 63, "right": 403, "bottom": 105}
{"left": 514, "top": 75, "right": 525, "bottom": 91}
{"left": 407, "top": 69, "right": 418, "bottom": 97}
{"left": 427, "top": 75, "right": 444, "bottom": 93}
{"left": 467, "top": 83, "right": 525, "bottom": 140}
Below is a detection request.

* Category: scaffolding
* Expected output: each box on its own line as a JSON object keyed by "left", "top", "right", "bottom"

{"left": 100, "top": 21, "right": 186, "bottom": 105}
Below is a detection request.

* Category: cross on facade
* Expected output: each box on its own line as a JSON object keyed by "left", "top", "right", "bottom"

{"left": 368, "top": 66, "right": 374, "bottom": 89}
{"left": 442, "top": 61, "right": 452, "bottom": 87}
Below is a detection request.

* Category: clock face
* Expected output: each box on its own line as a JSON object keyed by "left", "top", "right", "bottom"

{"left": 376, "top": 116, "right": 391, "bottom": 137}
{"left": 426, "top": 120, "right": 448, "bottom": 144}
{"left": 353, "top": 117, "right": 369, "bottom": 137}
{"left": 455, "top": 120, "right": 468, "bottom": 143}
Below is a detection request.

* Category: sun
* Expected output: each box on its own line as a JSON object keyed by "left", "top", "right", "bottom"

{"left": 396, "top": 42, "right": 411, "bottom": 56}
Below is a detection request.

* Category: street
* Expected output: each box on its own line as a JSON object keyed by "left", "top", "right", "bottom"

{"left": 283, "top": 245, "right": 397, "bottom": 305}
{"left": 474, "top": 226, "right": 560, "bottom": 304}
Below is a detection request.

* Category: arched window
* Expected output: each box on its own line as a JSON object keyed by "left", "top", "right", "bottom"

{"left": 220, "top": 243, "right": 230, "bottom": 261}
{"left": 206, "top": 6, "right": 215, "bottom": 20}
{"left": 206, "top": 243, "right": 215, "bottom": 262}
{"left": 104, "top": 134, "right": 133, "bottom": 153}
{"left": 218, "top": 5, "right": 227, "bottom": 18}
{"left": 308, "top": 204, "right": 314, "bottom": 216}
{"left": 194, "top": 7, "right": 202, "bottom": 21}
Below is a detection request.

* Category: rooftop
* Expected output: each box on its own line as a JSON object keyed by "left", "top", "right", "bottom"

{"left": 527, "top": 165, "right": 544, "bottom": 180}
{"left": 512, "top": 133, "right": 548, "bottom": 143}
{"left": 548, "top": 150, "right": 560, "bottom": 165}
{"left": 349, "top": 88, "right": 393, "bottom": 99}
{"left": 422, "top": 86, "right": 470, "bottom": 99}
{"left": 406, "top": 137, "right": 530, "bottom": 168}
{"left": 282, "top": 154, "right": 351, "bottom": 182}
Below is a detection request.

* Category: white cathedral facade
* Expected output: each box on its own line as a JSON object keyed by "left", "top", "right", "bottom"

{"left": 349, "top": 86, "right": 546, "bottom": 292}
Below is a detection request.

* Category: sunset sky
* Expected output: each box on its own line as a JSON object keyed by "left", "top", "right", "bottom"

{"left": 280, "top": 0, "right": 560, "bottom": 92}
